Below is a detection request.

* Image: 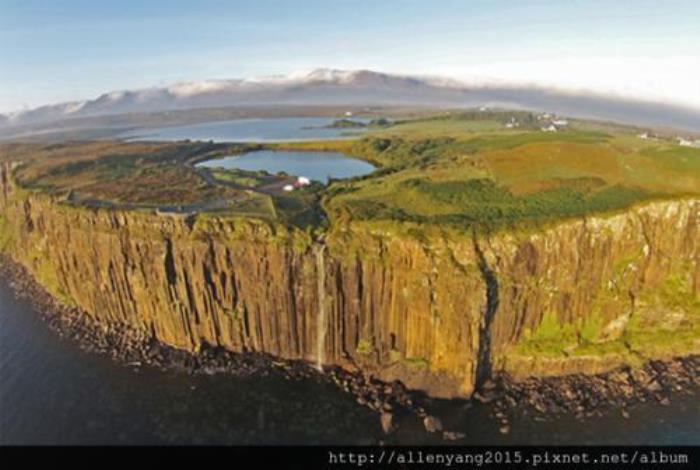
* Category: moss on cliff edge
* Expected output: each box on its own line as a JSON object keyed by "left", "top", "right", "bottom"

{"left": 508, "top": 265, "right": 700, "bottom": 367}
{"left": 31, "top": 256, "right": 76, "bottom": 307}
{"left": 0, "top": 214, "right": 12, "bottom": 253}
{"left": 513, "top": 310, "right": 610, "bottom": 357}
{"left": 625, "top": 267, "right": 700, "bottom": 358}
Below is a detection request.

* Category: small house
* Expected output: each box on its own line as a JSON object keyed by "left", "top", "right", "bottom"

{"left": 505, "top": 117, "right": 519, "bottom": 128}
{"left": 637, "top": 132, "right": 658, "bottom": 141}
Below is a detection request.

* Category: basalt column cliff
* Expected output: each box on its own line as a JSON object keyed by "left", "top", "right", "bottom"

{"left": 1, "top": 162, "right": 698, "bottom": 397}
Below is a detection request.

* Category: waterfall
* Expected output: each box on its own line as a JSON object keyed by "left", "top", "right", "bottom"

{"left": 314, "top": 244, "right": 327, "bottom": 372}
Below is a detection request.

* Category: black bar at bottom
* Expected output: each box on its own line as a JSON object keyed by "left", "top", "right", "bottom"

{"left": 1, "top": 445, "right": 698, "bottom": 469}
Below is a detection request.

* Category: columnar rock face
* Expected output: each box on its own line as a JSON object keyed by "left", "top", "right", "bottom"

{"left": 483, "top": 202, "right": 699, "bottom": 377}
{"left": 1, "top": 162, "right": 698, "bottom": 397}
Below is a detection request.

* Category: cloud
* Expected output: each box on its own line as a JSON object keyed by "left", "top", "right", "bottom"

{"left": 429, "top": 56, "right": 700, "bottom": 110}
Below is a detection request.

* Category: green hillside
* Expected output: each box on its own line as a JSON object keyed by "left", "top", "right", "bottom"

{"left": 2, "top": 111, "right": 698, "bottom": 232}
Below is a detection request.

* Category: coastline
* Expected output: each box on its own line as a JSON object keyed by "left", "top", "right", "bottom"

{"left": 1, "top": 253, "right": 697, "bottom": 439}
{"left": 0, "top": 254, "right": 431, "bottom": 422}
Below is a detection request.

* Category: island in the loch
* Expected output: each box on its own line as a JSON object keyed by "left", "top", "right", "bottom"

{"left": 323, "top": 117, "right": 393, "bottom": 129}
{"left": 1, "top": 109, "right": 698, "bottom": 439}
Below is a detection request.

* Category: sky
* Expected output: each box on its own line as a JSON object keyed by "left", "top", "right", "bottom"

{"left": 1, "top": 0, "right": 699, "bottom": 113}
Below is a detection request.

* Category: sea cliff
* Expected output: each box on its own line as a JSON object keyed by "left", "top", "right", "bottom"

{"left": 1, "top": 161, "right": 698, "bottom": 398}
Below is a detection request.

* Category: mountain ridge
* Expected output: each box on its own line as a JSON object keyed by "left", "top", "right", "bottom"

{"left": 3, "top": 69, "right": 700, "bottom": 131}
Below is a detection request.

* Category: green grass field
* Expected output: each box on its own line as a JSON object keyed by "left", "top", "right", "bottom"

{"left": 312, "top": 113, "right": 700, "bottom": 231}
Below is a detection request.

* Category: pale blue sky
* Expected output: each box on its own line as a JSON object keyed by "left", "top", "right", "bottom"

{"left": 1, "top": 0, "right": 699, "bottom": 112}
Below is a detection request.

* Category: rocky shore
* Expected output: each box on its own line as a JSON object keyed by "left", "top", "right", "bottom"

{"left": 476, "top": 358, "right": 699, "bottom": 434}
{"left": 1, "top": 254, "right": 697, "bottom": 441}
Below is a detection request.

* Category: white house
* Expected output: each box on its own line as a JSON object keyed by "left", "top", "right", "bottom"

{"left": 541, "top": 124, "right": 558, "bottom": 132}
{"left": 505, "top": 117, "right": 519, "bottom": 128}
{"left": 678, "top": 137, "right": 693, "bottom": 147}
{"left": 552, "top": 119, "right": 568, "bottom": 126}
{"left": 297, "top": 176, "right": 311, "bottom": 186}
{"left": 283, "top": 184, "right": 295, "bottom": 192}
{"left": 637, "top": 132, "right": 659, "bottom": 141}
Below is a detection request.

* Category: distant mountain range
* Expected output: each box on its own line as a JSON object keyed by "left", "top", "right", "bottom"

{"left": 3, "top": 69, "right": 699, "bottom": 131}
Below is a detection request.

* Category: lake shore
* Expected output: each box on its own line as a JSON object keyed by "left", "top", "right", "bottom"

{"left": 1, "top": 253, "right": 697, "bottom": 440}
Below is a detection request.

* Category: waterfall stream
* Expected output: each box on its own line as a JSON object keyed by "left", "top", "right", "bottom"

{"left": 314, "top": 244, "right": 327, "bottom": 372}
